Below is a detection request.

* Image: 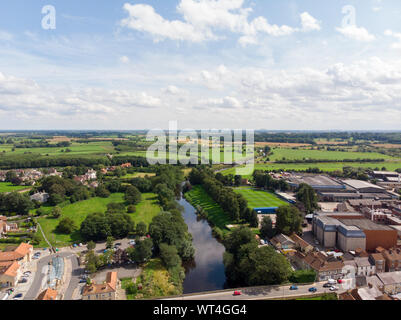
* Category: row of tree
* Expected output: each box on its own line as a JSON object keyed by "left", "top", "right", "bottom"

{"left": 188, "top": 167, "right": 258, "bottom": 225}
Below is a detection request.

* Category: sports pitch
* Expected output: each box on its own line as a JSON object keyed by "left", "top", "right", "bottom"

{"left": 233, "top": 187, "right": 289, "bottom": 209}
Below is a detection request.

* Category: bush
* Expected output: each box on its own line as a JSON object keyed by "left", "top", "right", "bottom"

{"left": 289, "top": 269, "right": 317, "bottom": 284}
{"left": 127, "top": 205, "right": 136, "bottom": 213}
{"left": 56, "top": 217, "right": 77, "bottom": 234}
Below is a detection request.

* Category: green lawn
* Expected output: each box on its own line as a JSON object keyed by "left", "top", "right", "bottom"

{"left": 233, "top": 187, "right": 289, "bottom": 209}
{"left": 0, "top": 182, "right": 30, "bottom": 193}
{"left": 36, "top": 192, "right": 161, "bottom": 247}
{"left": 185, "top": 185, "right": 232, "bottom": 231}
{"left": 129, "top": 193, "right": 161, "bottom": 226}
{"left": 37, "top": 193, "right": 126, "bottom": 247}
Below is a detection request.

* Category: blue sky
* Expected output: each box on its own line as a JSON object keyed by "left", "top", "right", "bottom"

{"left": 0, "top": 0, "right": 401, "bottom": 130}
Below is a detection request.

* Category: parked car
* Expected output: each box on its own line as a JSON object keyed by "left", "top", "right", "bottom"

{"left": 327, "top": 279, "right": 336, "bottom": 285}
{"left": 290, "top": 285, "right": 298, "bottom": 290}
{"left": 308, "top": 287, "right": 317, "bottom": 292}
{"left": 79, "top": 279, "right": 87, "bottom": 283}
{"left": 323, "top": 283, "right": 331, "bottom": 288}
{"left": 18, "top": 278, "right": 28, "bottom": 284}
{"left": 233, "top": 291, "right": 242, "bottom": 296}
{"left": 13, "top": 293, "right": 23, "bottom": 300}
{"left": 338, "top": 279, "right": 343, "bottom": 284}
{"left": 330, "top": 286, "right": 339, "bottom": 291}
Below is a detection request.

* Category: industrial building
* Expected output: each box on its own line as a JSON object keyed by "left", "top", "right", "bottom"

{"left": 312, "top": 212, "right": 398, "bottom": 252}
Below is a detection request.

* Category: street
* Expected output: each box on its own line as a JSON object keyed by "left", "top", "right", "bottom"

{"left": 165, "top": 281, "right": 344, "bottom": 300}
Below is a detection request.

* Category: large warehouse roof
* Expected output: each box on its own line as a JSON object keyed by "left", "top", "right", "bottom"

{"left": 342, "top": 179, "right": 385, "bottom": 191}
{"left": 287, "top": 175, "right": 345, "bottom": 189}
{"left": 338, "top": 218, "right": 393, "bottom": 231}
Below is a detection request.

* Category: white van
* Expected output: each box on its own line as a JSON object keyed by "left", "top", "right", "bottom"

{"left": 327, "top": 278, "right": 336, "bottom": 285}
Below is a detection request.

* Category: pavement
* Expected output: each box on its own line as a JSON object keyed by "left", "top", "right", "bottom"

{"left": 165, "top": 282, "right": 344, "bottom": 300}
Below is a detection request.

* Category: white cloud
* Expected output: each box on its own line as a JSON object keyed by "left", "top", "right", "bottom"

{"left": 162, "top": 85, "right": 181, "bottom": 95}
{"left": 300, "top": 12, "right": 321, "bottom": 32}
{"left": 0, "top": 71, "right": 162, "bottom": 120}
{"left": 336, "top": 25, "right": 376, "bottom": 42}
{"left": 0, "top": 30, "right": 13, "bottom": 41}
{"left": 384, "top": 29, "right": 401, "bottom": 49}
{"left": 119, "top": 55, "right": 130, "bottom": 63}
{"left": 121, "top": 1, "right": 321, "bottom": 45}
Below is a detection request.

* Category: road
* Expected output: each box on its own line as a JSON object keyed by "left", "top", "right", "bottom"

{"left": 24, "top": 251, "right": 82, "bottom": 300}
{"left": 165, "top": 282, "right": 343, "bottom": 300}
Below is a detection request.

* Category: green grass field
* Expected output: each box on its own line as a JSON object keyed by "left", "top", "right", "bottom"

{"left": 37, "top": 193, "right": 126, "bottom": 247}
{"left": 0, "top": 141, "right": 115, "bottom": 158}
{"left": 0, "top": 182, "right": 30, "bottom": 193}
{"left": 233, "top": 187, "right": 289, "bottom": 209}
{"left": 129, "top": 193, "right": 161, "bottom": 226}
{"left": 37, "top": 192, "right": 160, "bottom": 247}
{"left": 185, "top": 185, "right": 232, "bottom": 232}
{"left": 269, "top": 147, "right": 397, "bottom": 161}
{"left": 222, "top": 161, "right": 401, "bottom": 179}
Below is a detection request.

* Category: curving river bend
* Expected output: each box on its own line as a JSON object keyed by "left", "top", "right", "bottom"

{"left": 179, "top": 196, "right": 227, "bottom": 294}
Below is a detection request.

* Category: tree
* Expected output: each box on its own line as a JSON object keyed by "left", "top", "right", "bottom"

{"left": 296, "top": 183, "right": 318, "bottom": 214}
{"left": 125, "top": 185, "right": 142, "bottom": 205}
{"left": 127, "top": 205, "right": 136, "bottom": 213}
{"left": 106, "top": 180, "right": 121, "bottom": 193}
{"left": 234, "top": 175, "right": 242, "bottom": 187}
{"left": 87, "top": 241, "right": 96, "bottom": 251}
{"left": 159, "top": 243, "right": 181, "bottom": 269}
{"left": 51, "top": 206, "right": 62, "bottom": 219}
{"left": 95, "top": 185, "right": 110, "bottom": 198}
{"left": 275, "top": 206, "right": 303, "bottom": 236}
{"left": 5, "top": 171, "right": 17, "bottom": 183}
{"left": 80, "top": 212, "right": 111, "bottom": 241}
{"left": 56, "top": 217, "right": 76, "bottom": 234}
{"left": 260, "top": 216, "right": 275, "bottom": 239}
{"left": 136, "top": 222, "right": 147, "bottom": 236}
{"left": 106, "top": 236, "right": 115, "bottom": 249}
{"left": 130, "top": 238, "right": 153, "bottom": 263}
{"left": 249, "top": 210, "right": 259, "bottom": 228}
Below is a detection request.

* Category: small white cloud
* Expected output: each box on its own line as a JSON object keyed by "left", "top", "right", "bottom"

{"left": 119, "top": 56, "right": 130, "bottom": 63}
{"left": 162, "top": 85, "right": 181, "bottom": 95}
{"left": 300, "top": 12, "right": 321, "bottom": 32}
{"left": 336, "top": 25, "right": 376, "bottom": 42}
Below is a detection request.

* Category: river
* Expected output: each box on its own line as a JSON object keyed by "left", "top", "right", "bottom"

{"left": 178, "top": 196, "right": 227, "bottom": 294}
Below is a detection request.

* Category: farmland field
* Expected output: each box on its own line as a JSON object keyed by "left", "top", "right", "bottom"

{"left": 269, "top": 147, "right": 396, "bottom": 161}
{"left": 0, "top": 182, "right": 30, "bottom": 193}
{"left": 222, "top": 161, "right": 401, "bottom": 179}
{"left": 185, "top": 185, "right": 232, "bottom": 232}
{"left": 0, "top": 141, "right": 115, "bottom": 157}
{"left": 233, "top": 187, "right": 289, "bottom": 209}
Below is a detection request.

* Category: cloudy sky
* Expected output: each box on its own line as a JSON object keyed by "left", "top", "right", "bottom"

{"left": 0, "top": 0, "right": 401, "bottom": 130}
